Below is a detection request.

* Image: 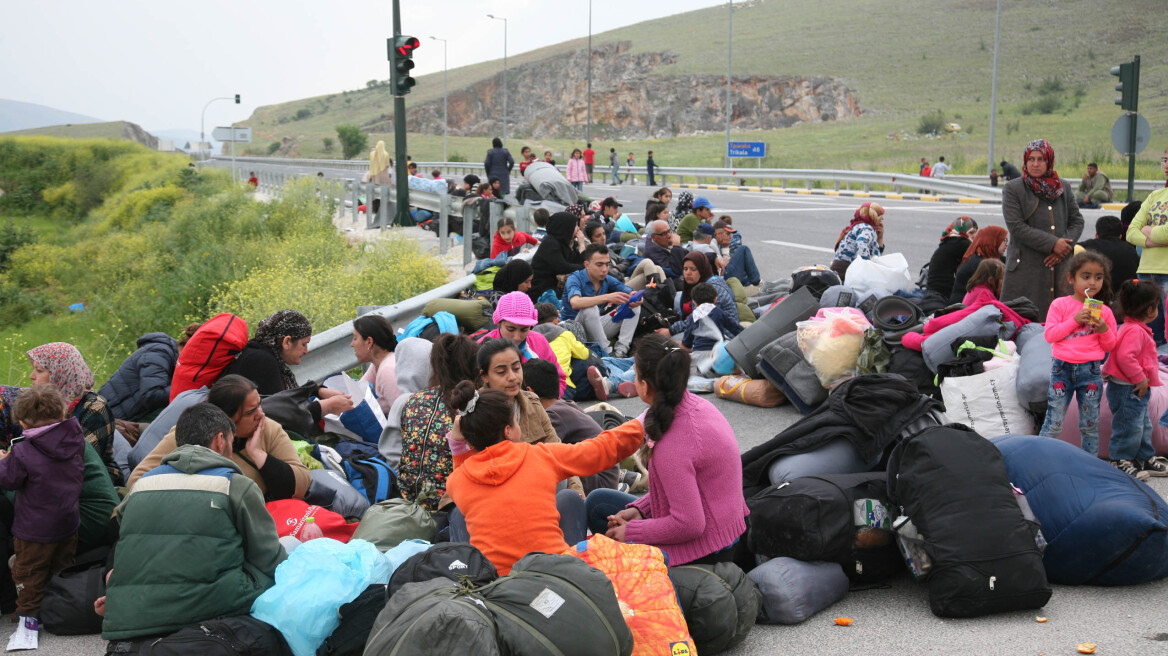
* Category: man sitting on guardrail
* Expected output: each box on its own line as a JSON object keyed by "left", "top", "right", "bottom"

{"left": 1075, "top": 163, "right": 1112, "bottom": 208}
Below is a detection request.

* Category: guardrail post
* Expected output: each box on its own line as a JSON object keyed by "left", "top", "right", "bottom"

{"left": 894, "top": 183, "right": 902, "bottom": 193}
{"left": 833, "top": 180, "right": 840, "bottom": 192}
{"left": 378, "top": 185, "right": 390, "bottom": 231}
{"left": 489, "top": 200, "right": 503, "bottom": 236}
{"left": 863, "top": 183, "right": 871, "bottom": 192}
{"left": 351, "top": 179, "right": 359, "bottom": 223}
{"left": 462, "top": 204, "right": 475, "bottom": 265}
{"left": 438, "top": 195, "right": 451, "bottom": 255}
{"left": 365, "top": 182, "right": 375, "bottom": 229}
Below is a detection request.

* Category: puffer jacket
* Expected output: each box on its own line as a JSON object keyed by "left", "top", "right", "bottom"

{"left": 98, "top": 332, "right": 178, "bottom": 421}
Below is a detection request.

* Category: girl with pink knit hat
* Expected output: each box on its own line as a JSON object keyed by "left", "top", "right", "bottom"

{"left": 476, "top": 292, "right": 568, "bottom": 397}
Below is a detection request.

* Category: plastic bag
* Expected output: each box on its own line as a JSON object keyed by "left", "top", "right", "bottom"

{"left": 939, "top": 354, "right": 1034, "bottom": 438}
{"left": 251, "top": 538, "right": 391, "bottom": 656}
{"left": 845, "top": 253, "right": 914, "bottom": 294}
{"left": 795, "top": 308, "right": 872, "bottom": 388}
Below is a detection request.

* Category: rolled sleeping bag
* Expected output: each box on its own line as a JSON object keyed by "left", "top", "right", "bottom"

{"left": 819, "top": 285, "right": 859, "bottom": 309}
{"left": 1013, "top": 322, "right": 1051, "bottom": 415}
{"left": 920, "top": 305, "right": 1006, "bottom": 373}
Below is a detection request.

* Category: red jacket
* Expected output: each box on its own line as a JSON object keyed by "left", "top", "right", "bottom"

{"left": 491, "top": 231, "right": 540, "bottom": 258}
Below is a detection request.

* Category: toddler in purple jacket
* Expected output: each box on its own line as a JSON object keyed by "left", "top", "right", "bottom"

{"left": 0, "top": 385, "right": 85, "bottom": 650}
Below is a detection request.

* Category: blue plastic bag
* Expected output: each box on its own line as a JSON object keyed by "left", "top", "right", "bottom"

{"left": 252, "top": 538, "right": 391, "bottom": 656}
{"left": 384, "top": 539, "right": 431, "bottom": 576}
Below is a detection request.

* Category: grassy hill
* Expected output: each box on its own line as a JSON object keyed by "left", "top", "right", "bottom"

{"left": 241, "top": 0, "right": 1168, "bottom": 176}
{"left": 3, "top": 121, "right": 128, "bottom": 140}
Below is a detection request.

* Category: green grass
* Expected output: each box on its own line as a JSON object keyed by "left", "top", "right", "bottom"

{"left": 1, "top": 121, "right": 129, "bottom": 140}
{"left": 239, "top": 0, "right": 1168, "bottom": 179}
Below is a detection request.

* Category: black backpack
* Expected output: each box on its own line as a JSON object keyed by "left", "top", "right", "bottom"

{"left": 316, "top": 584, "right": 387, "bottom": 656}
{"left": 887, "top": 424, "right": 1051, "bottom": 618}
{"left": 105, "top": 616, "right": 292, "bottom": 656}
{"left": 388, "top": 543, "right": 498, "bottom": 598}
{"left": 745, "top": 472, "right": 903, "bottom": 586}
{"left": 42, "top": 547, "right": 109, "bottom": 636}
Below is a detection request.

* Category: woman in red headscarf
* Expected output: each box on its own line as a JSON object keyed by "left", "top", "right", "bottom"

{"left": 1000, "top": 139, "right": 1084, "bottom": 320}
{"left": 830, "top": 202, "right": 886, "bottom": 280}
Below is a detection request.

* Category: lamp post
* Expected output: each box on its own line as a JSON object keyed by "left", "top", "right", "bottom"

{"left": 725, "top": 0, "right": 733, "bottom": 169}
{"left": 587, "top": 0, "right": 592, "bottom": 144}
{"left": 487, "top": 13, "right": 508, "bottom": 143}
{"left": 987, "top": 0, "right": 1002, "bottom": 177}
{"left": 200, "top": 95, "right": 237, "bottom": 162}
{"left": 429, "top": 36, "right": 449, "bottom": 163}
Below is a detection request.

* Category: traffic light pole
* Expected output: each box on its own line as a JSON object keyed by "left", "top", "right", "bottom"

{"left": 391, "top": 0, "right": 409, "bottom": 227}
{"left": 1127, "top": 111, "right": 1137, "bottom": 202}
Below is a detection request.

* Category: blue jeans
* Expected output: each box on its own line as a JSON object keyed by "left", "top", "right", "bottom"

{"left": 1039, "top": 358, "right": 1103, "bottom": 456}
{"left": 449, "top": 488, "right": 587, "bottom": 546}
{"left": 1106, "top": 381, "right": 1155, "bottom": 462}
{"left": 724, "top": 245, "right": 761, "bottom": 287}
{"left": 1138, "top": 273, "right": 1168, "bottom": 345}
{"left": 572, "top": 181, "right": 583, "bottom": 192}
{"left": 585, "top": 488, "right": 638, "bottom": 536}
{"left": 610, "top": 165, "right": 622, "bottom": 184}
{"left": 602, "top": 357, "right": 636, "bottom": 385}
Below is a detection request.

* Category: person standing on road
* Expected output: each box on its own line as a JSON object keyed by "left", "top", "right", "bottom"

{"left": 583, "top": 143, "right": 595, "bottom": 183}
{"left": 484, "top": 137, "right": 515, "bottom": 198}
{"left": 646, "top": 150, "right": 657, "bottom": 187}
{"left": 1126, "top": 144, "right": 1168, "bottom": 344}
{"left": 918, "top": 158, "right": 931, "bottom": 194}
{"left": 566, "top": 149, "right": 588, "bottom": 192}
{"left": 931, "top": 156, "right": 951, "bottom": 178}
{"left": 609, "top": 148, "right": 622, "bottom": 185}
{"left": 1001, "top": 139, "right": 1084, "bottom": 321}
{"left": 830, "top": 202, "right": 886, "bottom": 281}
{"left": 626, "top": 152, "right": 636, "bottom": 185}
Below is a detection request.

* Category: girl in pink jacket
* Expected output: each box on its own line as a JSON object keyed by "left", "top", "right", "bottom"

{"left": 566, "top": 149, "right": 588, "bottom": 192}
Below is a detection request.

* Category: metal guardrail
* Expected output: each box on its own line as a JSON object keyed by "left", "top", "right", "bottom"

{"left": 949, "top": 173, "right": 1162, "bottom": 194}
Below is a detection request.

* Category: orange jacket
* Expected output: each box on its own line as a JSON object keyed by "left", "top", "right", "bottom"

{"left": 447, "top": 419, "right": 644, "bottom": 574}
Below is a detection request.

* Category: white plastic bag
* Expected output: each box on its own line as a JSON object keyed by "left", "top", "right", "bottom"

{"left": 846, "top": 253, "right": 914, "bottom": 294}
{"left": 940, "top": 355, "right": 1034, "bottom": 439}
{"left": 795, "top": 307, "right": 871, "bottom": 388}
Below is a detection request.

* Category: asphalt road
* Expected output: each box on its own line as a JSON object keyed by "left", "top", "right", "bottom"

{"left": 51, "top": 168, "right": 1155, "bottom": 655}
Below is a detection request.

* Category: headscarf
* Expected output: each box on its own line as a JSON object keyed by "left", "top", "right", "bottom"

{"left": 1021, "top": 139, "right": 1063, "bottom": 201}
{"left": 370, "top": 141, "right": 390, "bottom": 177}
{"left": 253, "top": 309, "right": 313, "bottom": 391}
{"left": 564, "top": 203, "right": 586, "bottom": 220}
{"left": 941, "top": 216, "right": 978, "bottom": 242}
{"left": 27, "top": 342, "right": 94, "bottom": 406}
{"left": 961, "top": 225, "right": 1008, "bottom": 264}
{"left": 492, "top": 259, "right": 534, "bottom": 294}
{"left": 835, "top": 202, "right": 885, "bottom": 250}
{"left": 680, "top": 251, "right": 715, "bottom": 306}
{"left": 671, "top": 191, "right": 695, "bottom": 228}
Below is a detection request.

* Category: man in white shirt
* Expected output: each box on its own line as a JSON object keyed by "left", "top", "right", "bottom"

{"left": 931, "top": 156, "right": 951, "bottom": 178}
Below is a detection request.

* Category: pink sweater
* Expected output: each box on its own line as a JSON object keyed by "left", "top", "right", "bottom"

{"left": 1102, "top": 320, "right": 1161, "bottom": 386}
{"left": 625, "top": 392, "right": 748, "bottom": 565}
{"left": 1044, "top": 295, "right": 1118, "bottom": 363}
{"left": 360, "top": 354, "right": 398, "bottom": 415}
{"left": 478, "top": 329, "right": 567, "bottom": 396}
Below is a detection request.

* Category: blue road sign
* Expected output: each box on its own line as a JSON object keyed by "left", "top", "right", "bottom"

{"left": 728, "top": 141, "right": 766, "bottom": 158}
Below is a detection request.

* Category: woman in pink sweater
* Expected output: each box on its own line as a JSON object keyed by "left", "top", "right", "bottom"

{"left": 585, "top": 334, "right": 748, "bottom": 565}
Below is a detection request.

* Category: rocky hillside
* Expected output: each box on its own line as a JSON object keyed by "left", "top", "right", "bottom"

{"left": 363, "top": 43, "right": 860, "bottom": 140}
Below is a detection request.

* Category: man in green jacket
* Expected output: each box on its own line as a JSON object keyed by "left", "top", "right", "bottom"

{"left": 1075, "top": 163, "right": 1112, "bottom": 208}
{"left": 101, "top": 403, "right": 285, "bottom": 642}
{"left": 676, "top": 196, "right": 715, "bottom": 244}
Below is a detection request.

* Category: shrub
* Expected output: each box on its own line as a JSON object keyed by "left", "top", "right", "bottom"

{"left": 295, "top": 108, "right": 312, "bottom": 121}
{"left": 268, "top": 142, "right": 281, "bottom": 155}
{"left": 917, "top": 110, "right": 946, "bottom": 135}
{"left": 1020, "top": 96, "right": 1061, "bottom": 115}
{"left": 323, "top": 137, "right": 334, "bottom": 152}
{"left": 336, "top": 125, "right": 368, "bottom": 160}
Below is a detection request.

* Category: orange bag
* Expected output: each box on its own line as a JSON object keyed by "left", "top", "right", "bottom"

{"left": 715, "top": 375, "right": 786, "bottom": 408}
{"left": 265, "top": 499, "right": 358, "bottom": 543}
{"left": 565, "top": 534, "right": 696, "bottom": 656}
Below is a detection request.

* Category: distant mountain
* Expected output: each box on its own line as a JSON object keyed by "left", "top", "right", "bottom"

{"left": 0, "top": 99, "right": 103, "bottom": 133}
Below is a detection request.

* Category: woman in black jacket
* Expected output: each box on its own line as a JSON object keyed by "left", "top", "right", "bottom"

{"left": 924, "top": 217, "right": 978, "bottom": 305}
{"left": 98, "top": 332, "right": 179, "bottom": 421}
{"left": 530, "top": 212, "right": 587, "bottom": 299}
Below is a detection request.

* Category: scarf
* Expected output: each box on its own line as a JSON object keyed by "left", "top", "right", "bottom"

{"left": 27, "top": 343, "right": 93, "bottom": 408}
{"left": 941, "top": 216, "right": 977, "bottom": 242}
{"left": 1021, "top": 139, "right": 1064, "bottom": 201}
{"left": 835, "top": 202, "right": 885, "bottom": 250}
{"left": 253, "top": 309, "right": 313, "bottom": 391}
{"left": 492, "top": 259, "right": 534, "bottom": 294}
{"left": 671, "top": 191, "right": 694, "bottom": 229}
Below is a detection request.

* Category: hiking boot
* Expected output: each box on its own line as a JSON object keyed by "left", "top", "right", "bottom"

{"left": 1140, "top": 456, "right": 1168, "bottom": 477}
{"left": 586, "top": 366, "right": 610, "bottom": 401}
{"left": 617, "top": 382, "right": 639, "bottom": 398}
{"left": 1112, "top": 459, "right": 1150, "bottom": 481}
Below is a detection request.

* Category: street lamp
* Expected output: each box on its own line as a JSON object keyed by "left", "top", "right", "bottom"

{"left": 200, "top": 94, "right": 238, "bottom": 162}
{"left": 429, "top": 36, "right": 449, "bottom": 164}
{"left": 725, "top": 0, "right": 733, "bottom": 169}
{"left": 987, "top": 0, "right": 1002, "bottom": 176}
{"left": 587, "top": 0, "right": 592, "bottom": 144}
{"left": 486, "top": 13, "right": 508, "bottom": 143}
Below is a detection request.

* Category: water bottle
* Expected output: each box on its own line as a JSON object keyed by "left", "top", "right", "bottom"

{"left": 299, "top": 516, "right": 324, "bottom": 541}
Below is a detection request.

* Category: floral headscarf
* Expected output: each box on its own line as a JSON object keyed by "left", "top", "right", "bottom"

{"left": 253, "top": 309, "right": 313, "bottom": 391}
{"left": 941, "top": 216, "right": 978, "bottom": 242}
{"left": 27, "top": 342, "right": 94, "bottom": 404}
{"left": 671, "top": 191, "right": 695, "bottom": 228}
{"left": 835, "top": 202, "right": 885, "bottom": 250}
{"left": 564, "top": 203, "right": 586, "bottom": 219}
{"left": 1022, "top": 139, "right": 1064, "bottom": 201}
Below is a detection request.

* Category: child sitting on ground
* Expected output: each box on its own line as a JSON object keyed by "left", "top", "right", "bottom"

{"left": 491, "top": 216, "right": 540, "bottom": 258}
{"left": 962, "top": 257, "right": 1006, "bottom": 303}
{"left": 0, "top": 386, "right": 85, "bottom": 651}
{"left": 532, "top": 302, "right": 611, "bottom": 401}
{"left": 680, "top": 282, "right": 743, "bottom": 376}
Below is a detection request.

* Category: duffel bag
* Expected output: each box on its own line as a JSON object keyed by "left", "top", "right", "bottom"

{"left": 748, "top": 557, "right": 849, "bottom": 625}
{"left": 746, "top": 472, "right": 901, "bottom": 585}
{"left": 668, "top": 562, "right": 761, "bottom": 654}
{"left": 714, "top": 375, "right": 785, "bottom": 408}
{"left": 755, "top": 331, "right": 827, "bottom": 415}
{"left": 42, "top": 547, "right": 109, "bottom": 636}
{"left": 887, "top": 424, "right": 1051, "bottom": 618}
{"left": 364, "top": 579, "right": 500, "bottom": 656}
{"left": 351, "top": 495, "right": 437, "bottom": 551}
{"left": 388, "top": 543, "right": 498, "bottom": 597}
{"left": 1013, "top": 322, "right": 1051, "bottom": 415}
{"left": 106, "top": 616, "right": 293, "bottom": 656}
{"left": 316, "top": 584, "right": 387, "bottom": 656}
{"left": 305, "top": 469, "right": 371, "bottom": 520}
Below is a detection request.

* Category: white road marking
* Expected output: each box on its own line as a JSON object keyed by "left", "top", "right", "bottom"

{"left": 761, "top": 240, "right": 837, "bottom": 253}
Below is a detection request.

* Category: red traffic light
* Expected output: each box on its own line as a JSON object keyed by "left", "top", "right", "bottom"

{"left": 396, "top": 36, "right": 420, "bottom": 57}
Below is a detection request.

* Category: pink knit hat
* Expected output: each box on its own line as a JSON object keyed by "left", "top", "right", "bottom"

{"left": 493, "top": 291, "right": 538, "bottom": 326}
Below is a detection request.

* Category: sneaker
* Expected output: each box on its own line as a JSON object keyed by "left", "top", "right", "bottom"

{"left": 616, "top": 482, "right": 631, "bottom": 493}
{"left": 1112, "top": 459, "right": 1150, "bottom": 481}
{"left": 586, "top": 366, "right": 610, "bottom": 401}
{"left": 617, "top": 382, "right": 638, "bottom": 398}
{"left": 6, "top": 616, "right": 37, "bottom": 651}
{"left": 1140, "top": 456, "right": 1168, "bottom": 477}
{"left": 619, "top": 469, "right": 642, "bottom": 489}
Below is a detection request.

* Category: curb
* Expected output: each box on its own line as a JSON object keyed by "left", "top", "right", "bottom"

{"left": 673, "top": 182, "right": 1003, "bottom": 205}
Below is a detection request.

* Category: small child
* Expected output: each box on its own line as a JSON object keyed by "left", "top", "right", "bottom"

{"left": 491, "top": 216, "right": 539, "bottom": 258}
{"left": 532, "top": 302, "right": 610, "bottom": 401}
{"left": 1102, "top": 279, "right": 1168, "bottom": 479}
{"left": 1039, "top": 251, "right": 1118, "bottom": 456}
{"left": 0, "top": 386, "right": 85, "bottom": 651}
{"left": 532, "top": 208, "right": 550, "bottom": 242}
{"left": 963, "top": 258, "right": 1005, "bottom": 302}
{"left": 681, "top": 283, "right": 744, "bottom": 376}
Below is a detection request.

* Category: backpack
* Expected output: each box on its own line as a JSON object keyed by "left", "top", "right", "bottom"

{"left": 887, "top": 424, "right": 1051, "bottom": 618}
{"left": 304, "top": 469, "right": 371, "bottom": 519}
{"left": 341, "top": 455, "right": 400, "bottom": 504}
{"left": 169, "top": 313, "right": 248, "bottom": 401}
{"left": 315, "top": 584, "right": 387, "bottom": 656}
{"left": 350, "top": 496, "right": 437, "bottom": 551}
{"left": 399, "top": 312, "right": 459, "bottom": 341}
{"left": 42, "top": 547, "right": 109, "bottom": 636}
{"left": 668, "top": 562, "right": 761, "bottom": 654}
{"left": 745, "top": 472, "right": 903, "bottom": 586}
{"left": 106, "top": 616, "right": 292, "bottom": 656}
{"left": 388, "top": 543, "right": 498, "bottom": 598}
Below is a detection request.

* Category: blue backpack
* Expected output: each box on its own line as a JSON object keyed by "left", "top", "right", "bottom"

{"left": 342, "top": 455, "right": 401, "bottom": 504}
{"left": 399, "top": 311, "right": 459, "bottom": 341}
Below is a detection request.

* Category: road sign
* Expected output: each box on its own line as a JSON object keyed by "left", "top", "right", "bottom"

{"left": 1111, "top": 113, "right": 1150, "bottom": 156}
{"left": 212, "top": 126, "right": 252, "bottom": 143}
{"left": 728, "top": 141, "right": 766, "bottom": 158}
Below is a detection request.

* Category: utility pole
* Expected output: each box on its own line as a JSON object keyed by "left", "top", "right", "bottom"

{"left": 586, "top": 0, "right": 592, "bottom": 144}
{"left": 725, "top": 0, "right": 733, "bottom": 169}
{"left": 430, "top": 36, "right": 448, "bottom": 163}
{"left": 987, "top": 0, "right": 1002, "bottom": 176}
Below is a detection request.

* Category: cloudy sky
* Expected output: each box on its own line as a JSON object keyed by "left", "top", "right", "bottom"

{"left": 2, "top": 0, "right": 726, "bottom": 132}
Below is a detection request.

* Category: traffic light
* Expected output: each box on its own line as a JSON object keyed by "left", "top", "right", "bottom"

{"left": 389, "top": 36, "right": 420, "bottom": 95}
{"left": 234, "top": 94, "right": 240, "bottom": 104}
{"left": 1110, "top": 56, "right": 1140, "bottom": 112}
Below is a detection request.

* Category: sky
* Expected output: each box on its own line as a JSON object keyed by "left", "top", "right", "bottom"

{"left": 1, "top": 0, "right": 727, "bottom": 133}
